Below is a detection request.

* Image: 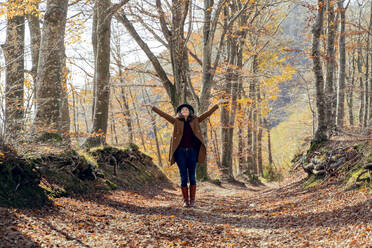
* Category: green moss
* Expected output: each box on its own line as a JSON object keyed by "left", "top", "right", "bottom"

{"left": 303, "top": 174, "right": 325, "bottom": 189}
{"left": 344, "top": 167, "right": 368, "bottom": 188}
{"left": 0, "top": 158, "right": 48, "bottom": 208}
{"left": 308, "top": 139, "right": 326, "bottom": 154}
{"left": 43, "top": 169, "right": 93, "bottom": 195}
{"left": 343, "top": 162, "right": 363, "bottom": 182}
{"left": 75, "top": 150, "right": 98, "bottom": 168}
{"left": 40, "top": 183, "right": 67, "bottom": 198}
{"left": 88, "top": 145, "right": 105, "bottom": 154}
{"left": 105, "top": 180, "right": 117, "bottom": 190}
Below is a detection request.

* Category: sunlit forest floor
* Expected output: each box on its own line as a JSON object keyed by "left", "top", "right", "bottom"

{"left": 1, "top": 170, "right": 371, "bottom": 248}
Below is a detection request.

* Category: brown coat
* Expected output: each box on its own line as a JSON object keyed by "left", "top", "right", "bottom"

{"left": 151, "top": 104, "right": 219, "bottom": 165}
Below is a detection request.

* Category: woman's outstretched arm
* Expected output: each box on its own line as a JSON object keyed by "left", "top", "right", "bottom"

{"left": 198, "top": 104, "right": 219, "bottom": 123}
{"left": 198, "top": 99, "right": 229, "bottom": 122}
{"left": 142, "top": 104, "right": 176, "bottom": 124}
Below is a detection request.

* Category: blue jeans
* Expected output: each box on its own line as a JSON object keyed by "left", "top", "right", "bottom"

{"left": 174, "top": 147, "right": 198, "bottom": 187}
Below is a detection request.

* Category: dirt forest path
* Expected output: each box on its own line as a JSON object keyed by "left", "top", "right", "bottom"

{"left": 1, "top": 171, "right": 371, "bottom": 248}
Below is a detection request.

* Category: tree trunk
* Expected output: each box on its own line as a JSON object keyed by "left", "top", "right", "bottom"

{"left": 80, "top": 97, "right": 89, "bottom": 133}
{"left": 209, "top": 121, "right": 221, "bottom": 169}
{"left": 347, "top": 52, "right": 355, "bottom": 126}
{"left": 197, "top": 121, "right": 209, "bottom": 181}
{"left": 72, "top": 90, "right": 78, "bottom": 134}
{"left": 257, "top": 120, "right": 263, "bottom": 177}
{"left": 357, "top": 7, "right": 364, "bottom": 127}
{"left": 257, "top": 87, "right": 263, "bottom": 177}
{"left": 197, "top": 0, "right": 236, "bottom": 180}
{"left": 128, "top": 89, "right": 147, "bottom": 150}
{"left": 86, "top": 0, "right": 112, "bottom": 147}
{"left": 366, "top": 1, "right": 372, "bottom": 126}
{"left": 369, "top": 1, "right": 372, "bottom": 125}
{"left": 357, "top": 48, "right": 364, "bottom": 127}
{"left": 220, "top": 20, "right": 237, "bottom": 180}
{"left": 252, "top": 109, "right": 258, "bottom": 175}
{"left": 2, "top": 1, "right": 25, "bottom": 141}
{"left": 60, "top": 58, "right": 70, "bottom": 138}
{"left": 112, "top": 24, "right": 134, "bottom": 145}
{"left": 364, "top": 31, "right": 370, "bottom": 128}
{"left": 265, "top": 119, "right": 273, "bottom": 167}
{"left": 120, "top": 87, "right": 133, "bottom": 144}
{"left": 337, "top": 1, "right": 346, "bottom": 128}
{"left": 245, "top": 55, "right": 258, "bottom": 174}
{"left": 220, "top": 79, "right": 233, "bottom": 180}
{"left": 312, "top": 0, "right": 328, "bottom": 142}
{"left": 325, "top": 0, "right": 337, "bottom": 130}
{"left": 27, "top": 3, "right": 41, "bottom": 94}
{"left": 237, "top": 100, "right": 245, "bottom": 174}
{"left": 237, "top": 40, "right": 245, "bottom": 174}
{"left": 91, "top": 2, "right": 98, "bottom": 122}
{"left": 34, "top": 0, "right": 68, "bottom": 135}
{"left": 169, "top": 0, "right": 190, "bottom": 105}
{"left": 109, "top": 100, "right": 118, "bottom": 145}
{"left": 143, "top": 89, "right": 163, "bottom": 167}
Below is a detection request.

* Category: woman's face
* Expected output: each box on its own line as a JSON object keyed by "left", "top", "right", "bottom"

{"left": 180, "top": 107, "right": 190, "bottom": 117}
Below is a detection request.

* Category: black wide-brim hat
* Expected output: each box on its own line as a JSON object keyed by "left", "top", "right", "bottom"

{"left": 176, "top": 103, "right": 194, "bottom": 114}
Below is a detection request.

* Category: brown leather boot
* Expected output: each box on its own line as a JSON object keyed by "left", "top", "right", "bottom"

{"left": 181, "top": 186, "right": 189, "bottom": 207}
{"left": 189, "top": 185, "right": 196, "bottom": 208}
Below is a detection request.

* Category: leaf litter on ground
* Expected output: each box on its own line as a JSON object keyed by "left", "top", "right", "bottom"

{"left": 0, "top": 170, "right": 371, "bottom": 247}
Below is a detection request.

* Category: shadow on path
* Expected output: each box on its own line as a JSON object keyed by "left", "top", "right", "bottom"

{"left": 0, "top": 207, "right": 41, "bottom": 248}
{"left": 82, "top": 180, "right": 372, "bottom": 230}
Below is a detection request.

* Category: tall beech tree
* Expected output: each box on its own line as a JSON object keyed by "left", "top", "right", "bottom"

{"left": 86, "top": 0, "right": 129, "bottom": 147}
{"left": 325, "top": 0, "right": 337, "bottom": 130}
{"left": 312, "top": 0, "right": 328, "bottom": 142}
{"left": 33, "top": 0, "right": 69, "bottom": 136}
{"left": 2, "top": 0, "right": 25, "bottom": 141}
{"left": 337, "top": 0, "right": 349, "bottom": 128}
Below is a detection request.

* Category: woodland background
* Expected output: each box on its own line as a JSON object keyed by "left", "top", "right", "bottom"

{"left": 0, "top": 1, "right": 372, "bottom": 247}
{"left": 0, "top": 0, "right": 371, "bottom": 182}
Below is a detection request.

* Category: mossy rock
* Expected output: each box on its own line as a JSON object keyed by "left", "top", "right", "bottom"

{"left": 308, "top": 139, "right": 326, "bottom": 154}
{"left": 0, "top": 155, "right": 48, "bottom": 208}
{"left": 344, "top": 166, "right": 371, "bottom": 189}
{"left": 43, "top": 168, "right": 93, "bottom": 195}
{"left": 303, "top": 174, "right": 325, "bottom": 189}
{"left": 91, "top": 145, "right": 173, "bottom": 189}
{"left": 40, "top": 183, "right": 67, "bottom": 198}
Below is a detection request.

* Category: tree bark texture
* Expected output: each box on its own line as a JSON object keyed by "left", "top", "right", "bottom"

{"left": 34, "top": 0, "right": 68, "bottom": 134}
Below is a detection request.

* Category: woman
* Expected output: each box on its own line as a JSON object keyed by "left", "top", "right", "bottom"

{"left": 143, "top": 99, "right": 227, "bottom": 208}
